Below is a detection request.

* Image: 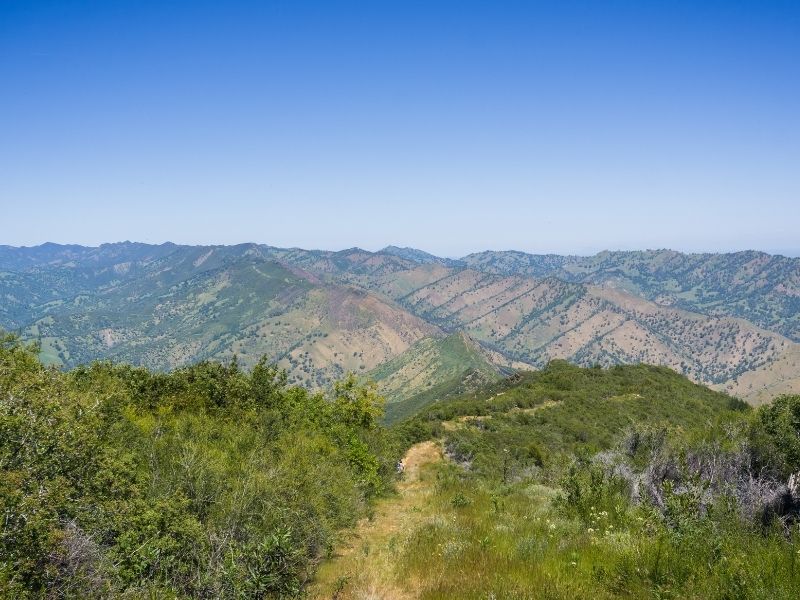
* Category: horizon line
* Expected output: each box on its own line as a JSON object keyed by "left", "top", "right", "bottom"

{"left": 2, "top": 240, "right": 799, "bottom": 260}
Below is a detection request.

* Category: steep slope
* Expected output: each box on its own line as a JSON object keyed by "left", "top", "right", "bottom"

{"left": 20, "top": 256, "right": 440, "bottom": 387}
{"left": 463, "top": 249, "right": 800, "bottom": 341}
{"left": 716, "top": 344, "right": 800, "bottom": 404}
{"left": 248, "top": 285, "right": 441, "bottom": 387}
{"left": 362, "top": 265, "right": 800, "bottom": 402}
{"left": 366, "top": 332, "right": 505, "bottom": 421}
{"left": 3, "top": 243, "right": 799, "bottom": 406}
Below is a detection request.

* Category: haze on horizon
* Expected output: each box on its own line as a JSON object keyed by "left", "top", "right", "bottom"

{"left": 1, "top": 1, "right": 798, "bottom": 257}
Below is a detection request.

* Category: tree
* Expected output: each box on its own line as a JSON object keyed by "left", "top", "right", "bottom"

{"left": 330, "top": 374, "right": 384, "bottom": 430}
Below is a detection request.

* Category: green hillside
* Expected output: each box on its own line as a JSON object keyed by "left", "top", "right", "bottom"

{"left": 366, "top": 332, "right": 505, "bottom": 423}
{"left": 21, "top": 257, "right": 315, "bottom": 368}
{"left": 8, "top": 251, "right": 438, "bottom": 387}
{"left": 3, "top": 243, "right": 800, "bottom": 404}
{"left": 409, "top": 360, "right": 748, "bottom": 470}
{"left": 361, "top": 363, "right": 800, "bottom": 599}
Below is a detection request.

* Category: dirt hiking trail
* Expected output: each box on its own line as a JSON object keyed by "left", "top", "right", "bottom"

{"left": 307, "top": 441, "right": 442, "bottom": 599}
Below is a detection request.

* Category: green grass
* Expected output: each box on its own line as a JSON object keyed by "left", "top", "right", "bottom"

{"left": 369, "top": 333, "right": 503, "bottom": 423}
{"left": 389, "top": 459, "right": 800, "bottom": 599}
{"left": 383, "top": 361, "right": 800, "bottom": 599}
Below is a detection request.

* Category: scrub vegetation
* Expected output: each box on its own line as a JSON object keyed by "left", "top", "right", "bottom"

{"left": 4, "top": 331, "right": 800, "bottom": 598}
{"left": 0, "top": 333, "right": 397, "bottom": 598}
{"left": 329, "top": 362, "right": 800, "bottom": 599}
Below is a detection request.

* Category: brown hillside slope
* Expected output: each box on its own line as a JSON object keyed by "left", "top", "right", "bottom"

{"left": 351, "top": 265, "right": 800, "bottom": 403}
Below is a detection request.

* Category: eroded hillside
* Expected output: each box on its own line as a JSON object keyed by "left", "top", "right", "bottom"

{"left": 2, "top": 242, "right": 799, "bottom": 403}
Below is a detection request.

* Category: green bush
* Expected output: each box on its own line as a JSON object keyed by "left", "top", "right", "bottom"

{"left": 751, "top": 394, "right": 800, "bottom": 478}
{"left": 0, "top": 334, "right": 396, "bottom": 598}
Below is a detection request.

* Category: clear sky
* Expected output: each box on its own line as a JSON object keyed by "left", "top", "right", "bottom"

{"left": 1, "top": 1, "right": 798, "bottom": 257}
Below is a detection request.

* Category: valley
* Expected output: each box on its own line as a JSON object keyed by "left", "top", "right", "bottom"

{"left": 4, "top": 264, "right": 800, "bottom": 599}
{"left": 1, "top": 242, "right": 799, "bottom": 408}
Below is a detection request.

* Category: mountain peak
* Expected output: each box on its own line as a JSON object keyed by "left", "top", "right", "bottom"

{"left": 379, "top": 245, "right": 456, "bottom": 265}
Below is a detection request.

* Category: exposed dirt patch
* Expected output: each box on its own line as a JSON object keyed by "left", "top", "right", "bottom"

{"left": 441, "top": 399, "right": 559, "bottom": 431}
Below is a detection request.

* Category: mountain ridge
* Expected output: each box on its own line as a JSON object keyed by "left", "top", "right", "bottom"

{"left": 2, "top": 242, "right": 799, "bottom": 404}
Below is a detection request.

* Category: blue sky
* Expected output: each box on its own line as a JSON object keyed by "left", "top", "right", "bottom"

{"left": 1, "top": 1, "right": 798, "bottom": 256}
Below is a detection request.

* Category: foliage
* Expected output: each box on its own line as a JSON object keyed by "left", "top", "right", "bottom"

{"left": 6, "top": 322, "right": 800, "bottom": 598}
{"left": 0, "top": 334, "right": 396, "bottom": 598}
{"left": 751, "top": 394, "right": 800, "bottom": 478}
{"left": 381, "top": 361, "right": 800, "bottom": 599}
{"left": 401, "top": 361, "right": 747, "bottom": 481}
{"left": 368, "top": 332, "right": 503, "bottom": 422}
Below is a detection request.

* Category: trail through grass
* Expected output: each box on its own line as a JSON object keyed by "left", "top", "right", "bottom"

{"left": 308, "top": 441, "right": 443, "bottom": 599}
{"left": 441, "top": 399, "right": 558, "bottom": 431}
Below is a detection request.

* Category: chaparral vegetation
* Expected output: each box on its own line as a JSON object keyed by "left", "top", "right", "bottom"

{"left": 4, "top": 333, "right": 800, "bottom": 598}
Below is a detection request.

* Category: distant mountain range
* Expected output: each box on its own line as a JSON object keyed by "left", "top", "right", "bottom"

{"left": 1, "top": 242, "right": 798, "bottom": 407}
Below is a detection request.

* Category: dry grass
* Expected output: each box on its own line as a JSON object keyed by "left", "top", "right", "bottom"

{"left": 307, "top": 441, "right": 443, "bottom": 599}
{"left": 716, "top": 345, "right": 800, "bottom": 404}
{"left": 440, "top": 399, "right": 558, "bottom": 431}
